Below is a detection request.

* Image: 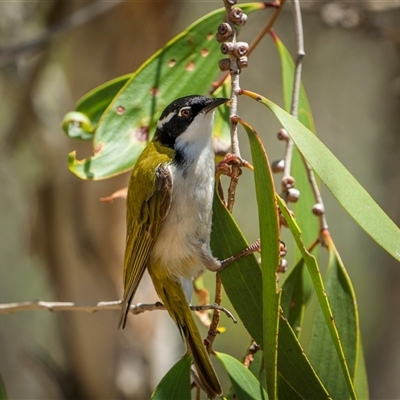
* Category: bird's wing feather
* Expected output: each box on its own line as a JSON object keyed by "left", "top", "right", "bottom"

{"left": 118, "top": 150, "right": 172, "bottom": 329}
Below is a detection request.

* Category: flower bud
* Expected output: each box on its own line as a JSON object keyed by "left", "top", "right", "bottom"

{"left": 233, "top": 42, "right": 249, "bottom": 57}
{"left": 271, "top": 159, "right": 284, "bottom": 173}
{"left": 279, "top": 241, "right": 287, "bottom": 257}
{"left": 282, "top": 175, "right": 295, "bottom": 190}
{"left": 229, "top": 7, "right": 244, "bottom": 23}
{"left": 312, "top": 203, "right": 325, "bottom": 216}
{"left": 221, "top": 42, "right": 235, "bottom": 55}
{"left": 218, "top": 58, "right": 231, "bottom": 71}
{"left": 237, "top": 56, "right": 248, "bottom": 68}
{"left": 277, "top": 128, "right": 289, "bottom": 141}
{"left": 287, "top": 188, "right": 300, "bottom": 203}
{"left": 277, "top": 259, "right": 288, "bottom": 273}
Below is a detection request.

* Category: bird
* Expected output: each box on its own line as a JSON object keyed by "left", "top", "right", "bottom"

{"left": 118, "top": 95, "right": 228, "bottom": 398}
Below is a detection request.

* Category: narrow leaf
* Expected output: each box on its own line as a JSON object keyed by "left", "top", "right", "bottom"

{"left": 280, "top": 258, "right": 310, "bottom": 337}
{"left": 278, "top": 316, "right": 329, "bottom": 399}
{"left": 217, "top": 352, "right": 268, "bottom": 400}
{"left": 235, "top": 117, "right": 280, "bottom": 399}
{"left": 212, "top": 191, "right": 329, "bottom": 398}
{"left": 241, "top": 90, "right": 400, "bottom": 263}
{"left": 0, "top": 373, "right": 6, "bottom": 400}
{"left": 308, "top": 237, "right": 359, "bottom": 399}
{"left": 354, "top": 342, "right": 369, "bottom": 399}
{"left": 276, "top": 195, "right": 356, "bottom": 400}
{"left": 151, "top": 355, "right": 192, "bottom": 400}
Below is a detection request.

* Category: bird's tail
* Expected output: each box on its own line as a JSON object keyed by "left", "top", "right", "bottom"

{"left": 150, "top": 270, "right": 222, "bottom": 399}
{"left": 182, "top": 309, "right": 222, "bottom": 399}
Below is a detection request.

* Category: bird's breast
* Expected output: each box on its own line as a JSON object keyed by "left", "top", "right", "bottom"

{"left": 150, "top": 141, "right": 215, "bottom": 280}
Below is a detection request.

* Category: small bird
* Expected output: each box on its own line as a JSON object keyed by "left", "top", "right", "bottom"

{"left": 119, "top": 95, "right": 228, "bottom": 398}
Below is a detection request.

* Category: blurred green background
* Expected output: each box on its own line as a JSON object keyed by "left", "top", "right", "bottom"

{"left": 1, "top": 1, "right": 400, "bottom": 398}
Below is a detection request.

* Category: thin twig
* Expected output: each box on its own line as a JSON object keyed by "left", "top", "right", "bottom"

{"left": 248, "top": 0, "right": 286, "bottom": 57}
{"left": 205, "top": 275, "right": 224, "bottom": 352}
{"left": 0, "top": 0, "right": 123, "bottom": 67}
{"left": 0, "top": 300, "right": 237, "bottom": 323}
{"left": 289, "top": 0, "right": 329, "bottom": 237}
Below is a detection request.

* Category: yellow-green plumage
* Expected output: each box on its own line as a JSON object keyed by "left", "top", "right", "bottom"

{"left": 119, "top": 96, "right": 226, "bottom": 398}
{"left": 148, "top": 263, "right": 221, "bottom": 398}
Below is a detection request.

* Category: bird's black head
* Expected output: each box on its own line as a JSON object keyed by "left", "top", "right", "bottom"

{"left": 153, "top": 95, "right": 227, "bottom": 148}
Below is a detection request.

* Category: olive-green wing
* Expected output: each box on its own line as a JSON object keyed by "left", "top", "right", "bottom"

{"left": 118, "top": 164, "right": 172, "bottom": 329}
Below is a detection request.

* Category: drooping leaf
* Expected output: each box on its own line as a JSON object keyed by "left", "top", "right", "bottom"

{"left": 276, "top": 195, "right": 356, "bottom": 400}
{"left": 65, "top": 3, "right": 265, "bottom": 180}
{"left": 62, "top": 74, "right": 131, "bottom": 140}
{"left": 308, "top": 236, "right": 359, "bottom": 399}
{"left": 280, "top": 257, "right": 311, "bottom": 337}
{"left": 216, "top": 352, "right": 268, "bottom": 400}
{"left": 354, "top": 341, "right": 369, "bottom": 399}
{"left": 241, "top": 90, "right": 400, "bottom": 264}
{"left": 211, "top": 195, "right": 330, "bottom": 398}
{"left": 151, "top": 355, "right": 192, "bottom": 400}
{"left": 0, "top": 373, "right": 6, "bottom": 400}
{"left": 235, "top": 117, "right": 280, "bottom": 399}
{"left": 212, "top": 194, "right": 263, "bottom": 344}
{"left": 278, "top": 316, "right": 329, "bottom": 399}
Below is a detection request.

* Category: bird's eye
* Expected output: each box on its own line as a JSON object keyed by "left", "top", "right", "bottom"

{"left": 179, "top": 107, "right": 191, "bottom": 118}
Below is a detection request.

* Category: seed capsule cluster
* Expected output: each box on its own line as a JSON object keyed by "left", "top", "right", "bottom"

{"left": 217, "top": 0, "right": 249, "bottom": 72}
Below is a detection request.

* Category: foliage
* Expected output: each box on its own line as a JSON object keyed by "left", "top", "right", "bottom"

{"left": 59, "top": 2, "right": 400, "bottom": 399}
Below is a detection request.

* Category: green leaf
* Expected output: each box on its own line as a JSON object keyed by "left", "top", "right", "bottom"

{"left": 62, "top": 111, "right": 95, "bottom": 140}
{"left": 217, "top": 352, "right": 268, "bottom": 400}
{"left": 354, "top": 342, "right": 369, "bottom": 399}
{"left": 242, "top": 90, "right": 400, "bottom": 263}
{"left": 280, "top": 258, "right": 310, "bottom": 337}
{"left": 278, "top": 316, "right": 329, "bottom": 399}
{"left": 308, "top": 237, "right": 359, "bottom": 399}
{"left": 272, "top": 31, "right": 318, "bottom": 253}
{"left": 212, "top": 194, "right": 263, "bottom": 345}
{"left": 211, "top": 195, "right": 329, "bottom": 398}
{"left": 62, "top": 74, "right": 131, "bottom": 140}
{"left": 0, "top": 373, "right": 7, "bottom": 400}
{"left": 66, "top": 3, "right": 265, "bottom": 180}
{"left": 276, "top": 196, "right": 356, "bottom": 400}
{"left": 151, "top": 355, "right": 192, "bottom": 400}
{"left": 235, "top": 117, "right": 280, "bottom": 399}
{"left": 248, "top": 349, "right": 267, "bottom": 388}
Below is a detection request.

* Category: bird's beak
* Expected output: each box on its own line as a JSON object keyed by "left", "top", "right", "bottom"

{"left": 203, "top": 97, "right": 229, "bottom": 114}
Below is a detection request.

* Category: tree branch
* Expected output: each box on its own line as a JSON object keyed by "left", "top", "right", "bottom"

{"left": 0, "top": 300, "right": 237, "bottom": 323}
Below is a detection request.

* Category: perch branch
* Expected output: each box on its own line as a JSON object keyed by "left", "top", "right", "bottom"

{"left": 0, "top": 300, "right": 237, "bottom": 323}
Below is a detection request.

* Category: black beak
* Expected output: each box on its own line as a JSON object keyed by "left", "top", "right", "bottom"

{"left": 203, "top": 97, "right": 229, "bottom": 114}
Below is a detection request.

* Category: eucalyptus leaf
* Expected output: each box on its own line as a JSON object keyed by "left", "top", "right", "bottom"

{"left": 151, "top": 355, "right": 192, "bottom": 400}
{"left": 280, "top": 258, "right": 309, "bottom": 337}
{"left": 216, "top": 352, "right": 268, "bottom": 400}
{"left": 62, "top": 74, "right": 131, "bottom": 140}
{"left": 308, "top": 238, "right": 359, "bottom": 400}
{"left": 236, "top": 117, "right": 280, "bottom": 399}
{"left": 276, "top": 195, "right": 356, "bottom": 400}
{"left": 211, "top": 195, "right": 330, "bottom": 398}
{"left": 0, "top": 373, "right": 6, "bottom": 400}
{"left": 242, "top": 90, "right": 400, "bottom": 264}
